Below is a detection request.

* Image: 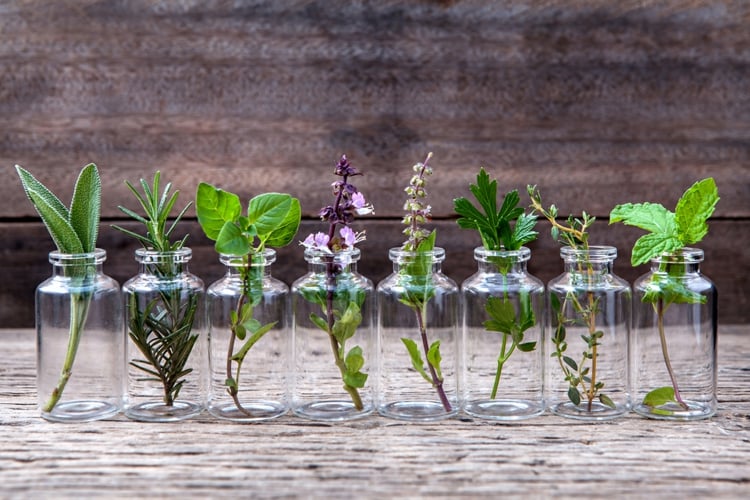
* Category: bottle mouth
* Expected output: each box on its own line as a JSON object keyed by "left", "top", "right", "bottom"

{"left": 304, "top": 247, "right": 361, "bottom": 264}
{"left": 473, "top": 246, "right": 530, "bottom": 263}
{"left": 220, "top": 249, "right": 276, "bottom": 267}
{"left": 49, "top": 248, "right": 106, "bottom": 265}
{"left": 651, "top": 247, "right": 704, "bottom": 264}
{"left": 135, "top": 247, "right": 192, "bottom": 264}
{"left": 560, "top": 245, "right": 617, "bottom": 262}
{"left": 388, "top": 246, "right": 445, "bottom": 264}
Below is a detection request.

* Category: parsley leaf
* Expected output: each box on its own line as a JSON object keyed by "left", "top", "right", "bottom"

{"left": 454, "top": 168, "right": 537, "bottom": 251}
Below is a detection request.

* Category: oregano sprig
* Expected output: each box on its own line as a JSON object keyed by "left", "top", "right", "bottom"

{"left": 15, "top": 163, "right": 102, "bottom": 412}
{"left": 197, "top": 183, "right": 301, "bottom": 415}
{"left": 454, "top": 169, "right": 538, "bottom": 398}
{"left": 610, "top": 177, "right": 719, "bottom": 411}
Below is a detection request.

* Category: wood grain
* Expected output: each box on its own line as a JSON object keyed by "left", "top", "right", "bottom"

{"left": 0, "top": 1, "right": 748, "bottom": 323}
{"left": 0, "top": 325, "right": 748, "bottom": 498}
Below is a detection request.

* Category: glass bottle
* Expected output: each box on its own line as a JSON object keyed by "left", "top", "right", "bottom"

{"left": 36, "top": 249, "right": 124, "bottom": 422}
{"left": 462, "top": 247, "right": 545, "bottom": 420}
{"left": 122, "top": 248, "right": 205, "bottom": 422}
{"left": 207, "top": 250, "right": 289, "bottom": 421}
{"left": 377, "top": 247, "right": 460, "bottom": 421}
{"left": 632, "top": 248, "right": 716, "bottom": 420}
{"left": 291, "top": 248, "right": 375, "bottom": 421}
{"left": 546, "top": 246, "right": 631, "bottom": 420}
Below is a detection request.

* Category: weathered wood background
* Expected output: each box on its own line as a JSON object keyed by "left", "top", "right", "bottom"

{"left": 1, "top": 326, "right": 749, "bottom": 497}
{"left": 1, "top": 0, "right": 749, "bottom": 326}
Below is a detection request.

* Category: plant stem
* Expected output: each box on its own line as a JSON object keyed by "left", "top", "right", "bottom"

{"left": 325, "top": 260, "right": 363, "bottom": 410}
{"left": 656, "top": 299, "right": 689, "bottom": 410}
{"left": 491, "top": 333, "right": 510, "bottom": 400}
{"left": 226, "top": 290, "right": 253, "bottom": 417}
{"left": 414, "top": 303, "right": 452, "bottom": 412}
{"left": 586, "top": 290, "right": 597, "bottom": 412}
{"left": 43, "top": 290, "right": 91, "bottom": 412}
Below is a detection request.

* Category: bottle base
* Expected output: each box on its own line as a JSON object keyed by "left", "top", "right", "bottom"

{"left": 464, "top": 399, "right": 545, "bottom": 421}
{"left": 378, "top": 401, "right": 457, "bottom": 422}
{"left": 41, "top": 400, "right": 120, "bottom": 422}
{"left": 550, "top": 400, "right": 629, "bottom": 421}
{"left": 208, "top": 400, "right": 288, "bottom": 422}
{"left": 633, "top": 401, "right": 715, "bottom": 420}
{"left": 125, "top": 400, "right": 202, "bottom": 422}
{"left": 292, "top": 400, "right": 372, "bottom": 421}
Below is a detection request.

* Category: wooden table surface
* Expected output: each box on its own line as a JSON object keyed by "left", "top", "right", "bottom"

{"left": 1, "top": 326, "right": 748, "bottom": 499}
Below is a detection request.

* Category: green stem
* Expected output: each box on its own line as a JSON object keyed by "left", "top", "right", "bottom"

{"left": 491, "top": 334, "right": 511, "bottom": 400}
{"left": 656, "top": 299, "right": 689, "bottom": 410}
{"left": 42, "top": 290, "right": 92, "bottom": 412}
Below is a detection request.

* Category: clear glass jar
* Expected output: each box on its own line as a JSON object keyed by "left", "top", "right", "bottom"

{"left": 377, "top": 247, "right": 460, "bottom": 421}
{"left": 632, "top": 248, "right": 716, "bottom": 420}
{"left": 36, "top": 249, "right": 124, "bottom": 422}
{"left": 122, "top": 248, "right": 205, "bottom": 422}
{"left": 546, "top": 246, "right": 631, "bottom": 420}
{"left": 461, "top": 247, "right": 545, "bottom": 420}
{"left": 291, "top": 248, "right": 375, "bottom": 421}
{"left": 207, "top": 250, "right": 289, "bottom": 421}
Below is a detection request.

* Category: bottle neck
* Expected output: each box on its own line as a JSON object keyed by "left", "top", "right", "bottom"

{"left": 135, "top": 248, "right": 192, "bottom": 277}
{"left": 221, "top": 250, "right": 276, "bottom": 278}
{"left": 305, "top": 248, "right": 360, "bottom": 275}
{"left": 560, "top": 246, "right": 616, "bottom": 284}
{"left": 50, "top": 249, "right": 105, "bottom": 279}
{"left": 389, "top": 247, "right": 445, "bottom": 274}
{"left": 474, "top": 246, "right": 529, "bottom": 275}
{"left": 650, "top": 247, "right": 703, "bottom": 275}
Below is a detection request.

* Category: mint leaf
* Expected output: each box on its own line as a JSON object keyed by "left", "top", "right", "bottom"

{"left": 675, "top": 178, "right": 719, "bottom": 245}
{"left": 643, "top": 386, "right": 677, "bottom": 407}
{"left": 631, "top": 231, "right": 684, "bottom": 266}
{"left": 610, "top": 202, "right": 677, "bottom": 235}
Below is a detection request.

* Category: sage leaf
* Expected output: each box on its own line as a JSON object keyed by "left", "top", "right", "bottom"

{"left": 69, "top": 163, "right": 101, "bottom": 253}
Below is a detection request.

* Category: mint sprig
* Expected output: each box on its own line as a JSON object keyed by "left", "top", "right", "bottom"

{"left": 609, "top": 178, "right": 719, "bottom": 266}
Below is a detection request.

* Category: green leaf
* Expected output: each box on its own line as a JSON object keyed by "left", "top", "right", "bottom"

{"left": 345, "top": 345, "right": 365, "bottom": 373}
{"left": 675, "top": 178, "right": 719, "bottom": 245}
{"left": 264, "top": 197, "right": 301, "bottom": 248}
{"left": 427, "top": 340, "right": 443, "bottom": 381}
{"left": 247, "top": 193, "right": 293, "bottom": 237}
{"left": 643, "top": 386, "right": 678, "bottom": 407}
{"left": 68, "top": 163, "right": 101, "bottom": 253}
{"left": 483, "top": 296, "right": 517, "bottom": 335}
{"left": 231, "top": 321, "right": 277, "bottom": 362}
{"left": 309, "top": 313, "right": 329, "bottom": 332}
{"left": 15, "top": 165, "right": 84, "bottom": 254}
{"left": 563, "top": 356, "right": 578, "bottom": 372}
{"left": 215, "top": 221, "right": 252, "bottom": 256}
{"left": 508, "top": 213, "right": 538, "bottom": 250}
{"left": 195, "top": 182, "right": 242, "bottom": 241}
{"left": 331, "top": 302, "right": 362, "bottom": 344}
{"left": 609, "top": 202, "right": 677, "bottom": 235}
{"left": 631, "top": 232, "right": 684, "bottom": 266}
{"left": 517, "top": 341, "right": 536, "bottom": 352}
{"left": 599, "top": 393, "right": 616, "bottom": 409}
{"left": 401, "top": 337, "right": 432, "bottom": 384}
{"left": 567, "top": 386, "right": 581, "bottom": 406}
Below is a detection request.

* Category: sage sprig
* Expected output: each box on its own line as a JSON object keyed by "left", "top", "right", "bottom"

{"left": 610, "top": 178, "right": 719, "bottom": 410}
{"left": 197, "top": 183, "right": 301, "bottom": 415}
{"left": 15, "top": 163, "right": 101, "bottom": 412}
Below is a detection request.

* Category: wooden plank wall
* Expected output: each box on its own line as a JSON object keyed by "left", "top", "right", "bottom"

{"left": 1, "top": 1, "right": 748, "bottom": 327}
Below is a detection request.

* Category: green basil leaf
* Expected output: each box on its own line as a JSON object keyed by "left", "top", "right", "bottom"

{"left": 215, "top": 221, "right": 251, "bottom": 256}
{"left": 264, "top": 197, "right": 301, "bottom": 248}
{"left": 247, "top": 193, "right": 293, "bottom": 237}
{"left": 195, "top": 182, "right": 242, "bottom": 241}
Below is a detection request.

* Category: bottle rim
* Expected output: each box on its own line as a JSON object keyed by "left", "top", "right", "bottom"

{"left": 651, "top": 247, "right": 704, "bottom": 264}
{"left": 303, "top": 246, "right": 361, "bottom": 263}
{"left": 473, "top": 246, "right": 530, "bottom": 263}
{"left": 388, "top": 246, "right": 445, "bottom": 263}
{"left": 560, "top": 245, "right": 617, "bottom": 262}
{"left": 220, "top": 248, "right": 276, "bottom": 267}
{"left": 134, "top": 247, "right": 192, "bottom": 264}
{"left": 49, "top": 248, "right": 106, "bottom": 265}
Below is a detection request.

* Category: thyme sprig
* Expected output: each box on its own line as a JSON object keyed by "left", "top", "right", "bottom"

{"left": 528, "top": 185, "right": 614, "bottom": 411}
